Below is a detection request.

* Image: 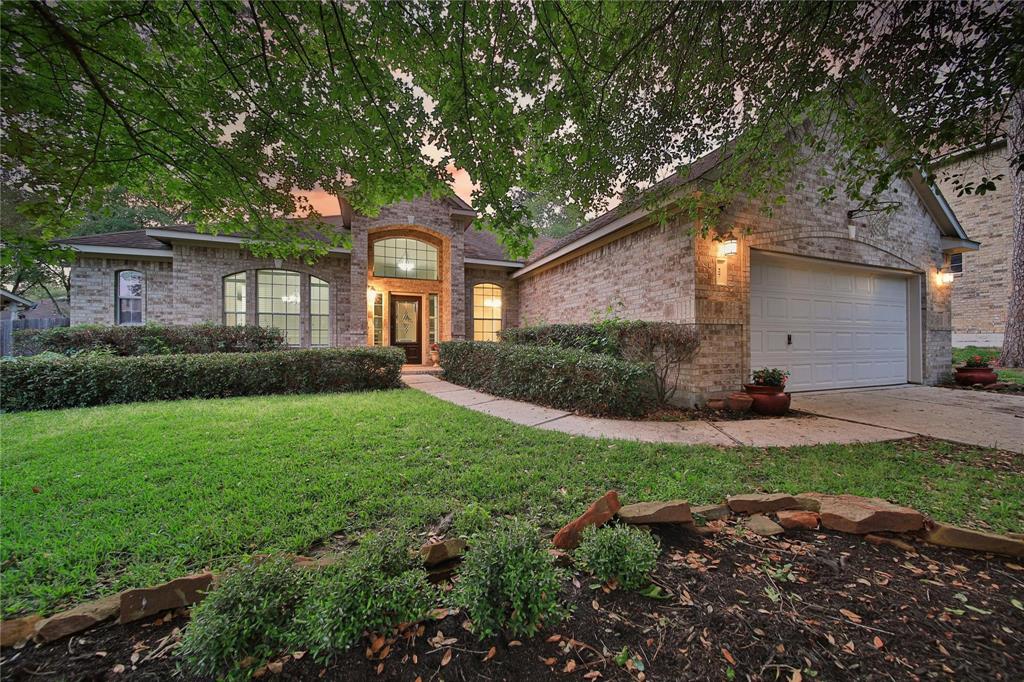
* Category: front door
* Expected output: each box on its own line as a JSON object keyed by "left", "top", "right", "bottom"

{"left": 390, "top": 295, "right": 422, "bottom": 364}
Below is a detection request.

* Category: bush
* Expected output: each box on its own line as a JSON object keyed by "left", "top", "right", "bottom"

{"left": 453, "top": 503, "right": 492, "bottom": 538}
{"left": 450, "top": 519, "right": 565, "bottom": 639}
{"left": 14, "top": 323, "right": 285, "bottom": 357}
{"left": 439, "top": 341, "right": 656, "bottom": 417}
{"left": 574, "top": 524, "right": 661, "bottom": 590}
{"left": 499, "top": 321, "right": 699, "bottom": 404}
{"left": 0, "top": 347, "right": 405, "bottom": 412}
{"left": 179, "top": 557, "right": 310, "bottom": 679}
{"left": 291, "top": 533, "right": 436, "bottom": 661}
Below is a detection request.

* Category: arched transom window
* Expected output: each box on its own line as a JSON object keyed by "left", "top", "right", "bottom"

{"left": 372, "top": 237, "right": 438, "bottom": 280}
{"left": 473, "top": 283, "right": 502, "bottom": 342}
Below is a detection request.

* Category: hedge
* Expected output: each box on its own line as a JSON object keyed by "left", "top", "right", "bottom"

{"left": 439, "top": 340, "right": 656, "bottom": 417}
{"left": 0, "top": 347, "right": 405, "bottom": 412}
{"left": 13, "top": 323, "right": 285, "bottom": 357}
{"left": 499, "top": 323, "right": 621, "bottom": 356}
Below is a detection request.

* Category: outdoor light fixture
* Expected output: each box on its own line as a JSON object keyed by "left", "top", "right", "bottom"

{"left": 938, "top": 269, "right": 955, "bottom": 285}
{"left": 717, "top": 239, "right": 738, "bottom": 258}
{"left": 367, "top": 286, "right": 377, "bottom": 304}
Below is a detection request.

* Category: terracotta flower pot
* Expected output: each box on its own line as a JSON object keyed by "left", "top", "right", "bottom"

{"left": 727, "top": 392, "right": 754, "bottom": 414}
{"left": 743, "top": 384, "right": 792, "bottom": 416}
{"left": 706, "top": 398, "right": 727, "bottom": 411}
{"left": 429, "top": 350, "right": 441, "bottom": 368}
{"left": 954, "top": 366, "right": 997, "bottom": 386}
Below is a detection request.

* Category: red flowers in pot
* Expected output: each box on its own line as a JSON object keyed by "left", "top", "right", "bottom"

{"left": 743, "top": 367, "right": 792, "bottom": 416}
{"left": 954, "top": 355, "right": 997, "bottom": 386}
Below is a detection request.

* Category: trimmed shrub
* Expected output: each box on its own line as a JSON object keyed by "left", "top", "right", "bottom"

{"left": 439, "top": 340, "right": 656, "bottom": 417}
{"left": 451, "top": 519, "right": 565, "bottom": 639}
{"left": 179, "top": 556, "right": 310, "bottom": 679}
{"left": 574, "top": 524, "right": 661, "bottom": 590}
{"left": 500, "top": 323, "right": 621, "bottom": 356}
{"left": 291, "top": 533, "right": 436, "bottom": 661}
{"left": 14, "top": 322, "right": 285, "bottom": 357}
{"left": 0, "top": 347, "right": 405, "bottom": 412}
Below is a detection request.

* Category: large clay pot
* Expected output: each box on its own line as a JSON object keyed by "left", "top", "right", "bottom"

{"left": 743, "top": 384, "right": 792, "bottom": 416}
{"left": 727, "top": 392, "right": 754, "bottom": 414}
{"left": 954, "top": 366, "right": 997, "bottom": 386}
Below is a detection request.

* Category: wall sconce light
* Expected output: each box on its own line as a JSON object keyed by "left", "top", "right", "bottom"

{"left": 717, "top": 239, "right": 738, "bottom": 258}
{"left": 367, "top": 286, "right": 377, "bottom": 305}
{"left": 938, "top": 269, "right": 955, "bottom": 285}
{"left": 273, "top": 258, "right": 283, "bottom": 269}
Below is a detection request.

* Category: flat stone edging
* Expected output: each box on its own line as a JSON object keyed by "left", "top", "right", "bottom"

{"left": 403, "top": 374, "right": 912, "bottom": 448}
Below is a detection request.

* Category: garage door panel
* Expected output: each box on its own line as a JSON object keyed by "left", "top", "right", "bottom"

{"left": 750, "top": 254, "right": 908, "bottom": 392}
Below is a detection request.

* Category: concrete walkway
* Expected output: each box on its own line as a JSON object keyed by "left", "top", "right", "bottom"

{"left": 791, "top": 385, "right": 1024, "bottom": 453}
{"left": 402, "top": 373, "right": 910, "bottom": 448}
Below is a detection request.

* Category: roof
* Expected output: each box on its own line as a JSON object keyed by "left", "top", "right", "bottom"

{"left": 58, "top": 229, "right": 170, "bottom": 251}
{"left": 0, "top": 288, "right": 36, "bottom": 308}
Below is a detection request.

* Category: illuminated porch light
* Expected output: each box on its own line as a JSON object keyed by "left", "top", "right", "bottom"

{"left": 367, "top": 286, "right": 377, "bottom": 304}
{"left": 938, "top": 269, "right": 955, "bottom": 285}
{"left": 717, "top": 239, "right": 738, "bottom": 257}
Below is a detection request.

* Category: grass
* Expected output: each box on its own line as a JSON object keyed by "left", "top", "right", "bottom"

{"left": 951, "top": 346, "right": 1022, "bottom": 384}
{"left": 2, "top": 389, "right": 1022, "bottom": 617}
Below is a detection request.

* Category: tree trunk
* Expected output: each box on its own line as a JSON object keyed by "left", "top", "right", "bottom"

{"left": 1000, "top": 89, "right": 1024, "bottom": 368}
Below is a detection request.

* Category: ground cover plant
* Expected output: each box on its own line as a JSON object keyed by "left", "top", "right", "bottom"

{"left": 450, "top": 519, "right": 565, "bottom": 638}
{"left": 1, "top": 391, "right": 1022, "bottom": 618}
{"left": 0, "top": 346, "right": 404, "bottom": 411}
{"left": 574, "top": 523, "right": 661, "bottom": 590}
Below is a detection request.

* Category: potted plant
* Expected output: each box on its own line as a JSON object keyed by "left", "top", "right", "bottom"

{"left": 743, "top": 367, "right": 792, "bottom": 416}
{"left": 429, "top": 342, "right": 441, "bottom": 368}
{"left": 954, "top": 354, "right": 998, "bottom": 386}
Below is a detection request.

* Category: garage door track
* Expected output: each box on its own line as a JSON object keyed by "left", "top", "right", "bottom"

{"left": 790, "top": 385, "right": 1024, "bottom": 453}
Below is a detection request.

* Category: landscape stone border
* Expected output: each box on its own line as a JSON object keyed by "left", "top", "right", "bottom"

{"left": 2, "top": 491, "right": 1021, "bottom": 650}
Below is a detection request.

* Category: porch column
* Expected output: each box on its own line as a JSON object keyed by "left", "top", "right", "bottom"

{"left": 347, "top": 225, "right": 368, "bottom": 345}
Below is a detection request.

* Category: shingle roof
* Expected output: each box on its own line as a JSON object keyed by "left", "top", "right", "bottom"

{"left": 58, "top": 230, "right": 171, "bottom": 250}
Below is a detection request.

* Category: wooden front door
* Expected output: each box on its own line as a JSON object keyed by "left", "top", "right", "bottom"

{"left": 390, "top": 295, "right": 422, "bottom": 364}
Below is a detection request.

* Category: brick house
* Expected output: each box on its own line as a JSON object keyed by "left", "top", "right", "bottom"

{"left": 61, "top": 149, "right": 976, "bottom": 404}
{"left": 936, "top": 139, "right": 1014, "bottom": 348}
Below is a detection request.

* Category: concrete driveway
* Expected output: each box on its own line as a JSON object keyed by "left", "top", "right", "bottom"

{"left": 790, "top": 385, "right": 1024, "bottom": 453}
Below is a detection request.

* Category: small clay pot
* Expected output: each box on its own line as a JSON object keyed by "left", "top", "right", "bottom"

{"left": 706, "top": 398, "right": 727, "bottom": 411}
{"left": 954, "top": 366, "right": 997, "bottom": 386}
{"left": 727, "top": 392, "right": 754, "bottom": 414}
{"left": 743, "top": 384, "right": 792, "bottom": 416}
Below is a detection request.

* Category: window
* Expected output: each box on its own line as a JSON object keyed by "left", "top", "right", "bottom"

{"left": 310, "top": 276, "right": 330, "bottom": 347}
{"left": 472, "top": 283, "right": 502, "bottom": 342}
{"left": 372, "top": 292, "right": 384, "bottom": 346}
{"left": 949, "top": 253, "right": 963, "bottom": 275}
{"left": 257, "top": 269, "right": 300, "bottom": 345}
{"left": 116, "top": 271, "right": 143, "bottom": 324}
{"left": 428, "top": 293, "right": 438, "bottom": 345}
{"left": 223, "top": 272, "right": 247, "bottom": 326}
{"left": 372, "top": 237, "right": 438, "bottom": 280}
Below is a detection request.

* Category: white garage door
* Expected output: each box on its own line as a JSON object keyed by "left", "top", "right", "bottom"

{"left": 750, "top": 253, "right": 908, "bottom": 392}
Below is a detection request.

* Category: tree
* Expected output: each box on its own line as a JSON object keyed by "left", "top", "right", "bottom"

{"left": 1002, "top": 89, "right": 1023, "bottom": 368}
{"left": 1, "top": 1, "right": 1018, "bottom": 263}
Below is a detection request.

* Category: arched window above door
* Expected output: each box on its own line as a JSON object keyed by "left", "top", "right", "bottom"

{"left": 372, "top": 237, "right": 438, "bottom": 280}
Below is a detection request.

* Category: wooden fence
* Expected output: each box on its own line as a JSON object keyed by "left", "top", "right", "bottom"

{"left": 0, "top": 316, "right": 70, "bottom": 356}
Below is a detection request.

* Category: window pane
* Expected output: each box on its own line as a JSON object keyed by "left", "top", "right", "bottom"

{"left": 257, "top": 269, "right": 300, "bottom": 345}
{"left": 223, "top": 272, "right": 247, "bottom": 326}
{"left": 116, "top": 271, "right": 144, "bottom": 325}
{"left": 428, "top": 293, "right": 438, "bottom": 345}
{"left": 472, "top": 284, "right": 502, "bottom": 342}
{"left": 310, "top": 276, "right": 329, "bottom": 347}
{"left": 372, "top": 293, "right": 384, "bottom": 346}
{"left": 371, "top": 237, "right": 438, "bottom": 280}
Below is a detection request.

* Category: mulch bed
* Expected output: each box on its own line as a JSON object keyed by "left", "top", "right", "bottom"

{"left": 4, "top": 525, "right": 1022, "bottom": 681}
{"left": 941, "top": 381, "right": 1024, "bottom": 395}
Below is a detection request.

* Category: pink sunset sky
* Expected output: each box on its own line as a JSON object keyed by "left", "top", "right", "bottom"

{"left": 298, "top": 165, "right": 477, "bottom": 216}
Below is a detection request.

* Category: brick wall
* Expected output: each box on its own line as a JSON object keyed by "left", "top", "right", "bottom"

{"left": 517, "top": 216, "right": 696, "bottom": 325}
{"left": 69, "top": 257, "right": 174, "bottom": 326}
{"left": 936, "top": 143, "right": 1013, "bottom": 346}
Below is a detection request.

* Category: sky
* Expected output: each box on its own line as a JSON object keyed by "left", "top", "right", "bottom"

{"left": 299, "top": 164, "right": 477, "bottom": 216}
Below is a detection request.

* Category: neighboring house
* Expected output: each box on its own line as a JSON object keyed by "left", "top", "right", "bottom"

{"left": 936, "top": 139, "right": 1014, "bottom": 348}
{"left": 0, "top": 288, "right": 35, "bottom": 319}
{"left": 59, "top": 148, "right": 976, "bottom": 404}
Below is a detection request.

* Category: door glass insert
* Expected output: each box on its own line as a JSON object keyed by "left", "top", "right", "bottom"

{"left": 395, "top": 300, "right": 419, "bottom": 343}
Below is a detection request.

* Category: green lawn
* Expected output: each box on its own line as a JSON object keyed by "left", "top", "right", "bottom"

{"left": 2, "top": 389, "right": 1022, "bottom": 617}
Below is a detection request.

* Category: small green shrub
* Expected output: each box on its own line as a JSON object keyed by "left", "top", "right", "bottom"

{"left": 451, "top": 519, "right": 564, "bottom": 638}
{"left": 291, "top": 533, "right": 436, "bottom": 661}
{"left": 574, "top": 524, "right": 661, "bottom": 590}
{"left": 439, "top": 341, "right": 656, "bottom": 417}
{"left": 14, "top": 322, "right": 286, "bottom": 357}
{"left": 0, "top": 347, "right": 405, "bottom": 411}
{"left": 454, "top": 503, "right": 492, "bottom": 537}
{"left": 500, "top": 323, "right": 621, "bottom": 355}
{"left": 179, "top": 557, "right": 309, "bottom": 679}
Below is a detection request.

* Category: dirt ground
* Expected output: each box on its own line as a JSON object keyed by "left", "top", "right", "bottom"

{"left": 4, "top": 524, "right": 1022, "bottom": 681}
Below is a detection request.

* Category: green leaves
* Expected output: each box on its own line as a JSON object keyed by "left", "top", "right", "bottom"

{"left": 573, "top": 523, "right": 661, "bottom": 591}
